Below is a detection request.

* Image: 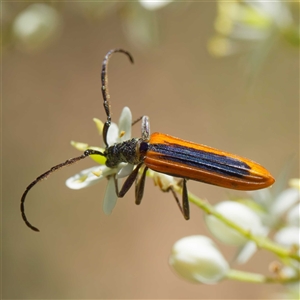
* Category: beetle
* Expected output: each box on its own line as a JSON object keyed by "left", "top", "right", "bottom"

{"left": 21, "top": 49, "right": 275, "bottom": 232}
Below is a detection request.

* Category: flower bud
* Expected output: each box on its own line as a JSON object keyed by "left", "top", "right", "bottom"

{"left": 152, "top": 171, "right": 178, "bottom": 191}
{"left": 274, "top": 226, "right": 300, "bottom": 249}
{"left": 169, "top": 235, "right": 229, "bottom": 284}
{"left": 271, "top": 188, "right": 300, "bottom": 219}
{"left": 205, "top": 201, "right": 265, "bottom": 246}
{"left": 13, "top": 4, "right": 61, "bottom": 52}
{"left": 286, "top": 203, "right": 300, "bottom": 226}
{"left": 139, "top": 0, "right": 173, "bottom": 11}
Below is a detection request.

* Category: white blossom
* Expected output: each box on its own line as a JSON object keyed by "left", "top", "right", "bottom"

{"left": 66, "top": 107, "right": 133, "bottom": 215}
{"left": 139, "top": 0, "right": 173, "bottom": 11}
{"left": 13, "top": 4, "right": 61, "bottom": 51}
{"left": 205, "top": 201, "right": 266, "bottom": 246}
{"left": 169, "top": 235, "right": 229, "bottom": 284}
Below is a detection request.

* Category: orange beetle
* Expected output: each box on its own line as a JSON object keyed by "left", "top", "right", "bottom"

{"left": 21, "top": 49, "right": 275, "bottom": 232}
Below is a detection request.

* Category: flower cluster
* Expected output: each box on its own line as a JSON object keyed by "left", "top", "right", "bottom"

{"left": 208, "top": 1, "right": 299, "bottom": 58}
{"left": 4, "top": 1, "right": 175, "bottom": 53}
{"left": 169, "top": 178, "right": 300, "bottom": 298}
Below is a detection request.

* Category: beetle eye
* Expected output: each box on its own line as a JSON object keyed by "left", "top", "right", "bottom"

{"left": 140, "top": 142, "right": 148, "bottom": 152}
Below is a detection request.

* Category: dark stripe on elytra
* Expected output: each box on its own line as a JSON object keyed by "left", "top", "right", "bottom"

{"left": 148, "top": 143, "right": 251, "bottom": 178}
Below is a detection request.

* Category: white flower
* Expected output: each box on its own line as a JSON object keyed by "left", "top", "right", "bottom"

{"left": 169, "top": 235, "right": 229, "bottom": 284}
{"left": 274, "top": 225, "right": 300, "bottom": 270}
{"left": 205, "top": 201, "right": 267, "bottom": 264}
{"left": 150, "top": 170, "right": 179, "bottom": 191}
{"left": 278, "top": 266, "right": 300, "bottom": 299}
{"left": 13, "top": 4, "right": 61, "bottom": 52}
{"left": 248, "top": 179, "right": 300, "bottom": 230}
{"left": 205, "top": 201, "right": 266, "bottom": 246}
{"left": 274, "top": 226, "right": 300, "bottom": 250}
{"left": 139, "top": 0, "right": 173, "bottom": 11}
{"left": 270, "top": 188, "right": 300, "bottom": 221}
{"left": 208, "top": 1, "right": 296, "bottom": 57}
{"left": 287, "top": 203, "right": 300, "bottom": 227}
{"left": 239, "top": 179, "right": 300, "bottom": 264}
{"left": 66, "top": 107, "right": 133, "bottom": 215}
{"left": 289, "top": 178, "right": 300, "bottom": 190}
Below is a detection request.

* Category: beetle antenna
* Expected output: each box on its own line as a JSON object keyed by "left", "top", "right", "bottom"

{"left": 101, "top": 49, "right": 134, "bottom": 147}
{"left": 21, "top": 149, "right": 104, "bottom": 232}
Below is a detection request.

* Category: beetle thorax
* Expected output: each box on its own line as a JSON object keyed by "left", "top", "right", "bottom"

{"left": 105, "top": 138, "right": 147, "bottom": 168}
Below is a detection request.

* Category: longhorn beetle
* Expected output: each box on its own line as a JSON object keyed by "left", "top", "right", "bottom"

{"left": 21, "top": 49, "right": 275, "bottom": 232}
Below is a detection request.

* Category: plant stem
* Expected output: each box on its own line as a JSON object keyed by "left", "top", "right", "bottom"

{"left": 226, "top": 269, "right": 300, "bottom": 284}
{"left": 146, "top": 171, "right": 300, "bottom": 262}
{"left": 179, "top": 188, "right": 300, "bottom": 262}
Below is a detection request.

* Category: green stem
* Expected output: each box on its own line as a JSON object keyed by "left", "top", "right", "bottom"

{"left": 179, "top": 188, "right": 300, "bottom": 262}
{"left": 146, "top": 171, "right": 299, "bottom": 262}
{"left": 226, "top": 269, "right": 300, "bottom": 284}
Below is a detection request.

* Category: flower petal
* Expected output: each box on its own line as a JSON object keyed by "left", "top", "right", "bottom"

{"left": 103, "top": 177, "right": 118, "bottom": 215}
{"left": 152, "top": 171, "right": 177, "bottom": 191}
{"left": 271, "top": 188, "right": 300, "bottom": 219}
{"left": 274, "top": 226, "right": 300, "bottom": 249}
{"left": 289, "top": 178, "right": 300, "bottom": 190}
{"left": 249, "top": 188, "right": 272, "bottom": 207}
{"left": 118, "top": 106, "right": 132, "bottom": 142}
{"left": 235, "top": 241, "right": 257, "bottom": 264}
{"left": 139, "top": 0, "right": 173, "bottom": 11}
{"left": 287, "top": 203, "right": 300, "bottom": 226}
{"left": 93, "top": 118, "right": 104, "bottom": 135}
{"left": 65, "top": 166, "right": 105, "bottom": 190}
{"left": 116, "top": 163, "right": 134, "bottom": 179}
{"left": 106, "top": 122, "right": 119, "bottom": 146}
{"left": 71, "top": 140, "right": 89, "bottom": 151}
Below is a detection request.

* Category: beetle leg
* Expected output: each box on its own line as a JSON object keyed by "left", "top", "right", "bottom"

{"left": 116, "top": 163, "right": 143, "bottom": 197}
{"left": 182, "top": 179, "right": 190, "bottom": 220}
{"left": 135, "top": 166, "right": 148, "bottom": 205}
{"left": 168, "top": 179, "right": 190, "bottom": 220}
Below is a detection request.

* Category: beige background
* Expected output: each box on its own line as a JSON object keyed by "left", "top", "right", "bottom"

{"left": 3, "top": 3, "right": 299, "bottom": 299}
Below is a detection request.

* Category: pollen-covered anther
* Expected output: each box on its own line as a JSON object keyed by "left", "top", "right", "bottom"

{"left": 92, "top": 169, "right": 102, "bottom": 177}
{"left": 74, "top": 174, "right": 88, "bottom": 183}
{"left": 119, "top": 130, "right": 125, "bottom": 138}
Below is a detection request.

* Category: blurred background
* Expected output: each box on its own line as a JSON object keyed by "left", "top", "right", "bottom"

{"left": 2, "top": 1, "right": 299, "bottom": 299}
